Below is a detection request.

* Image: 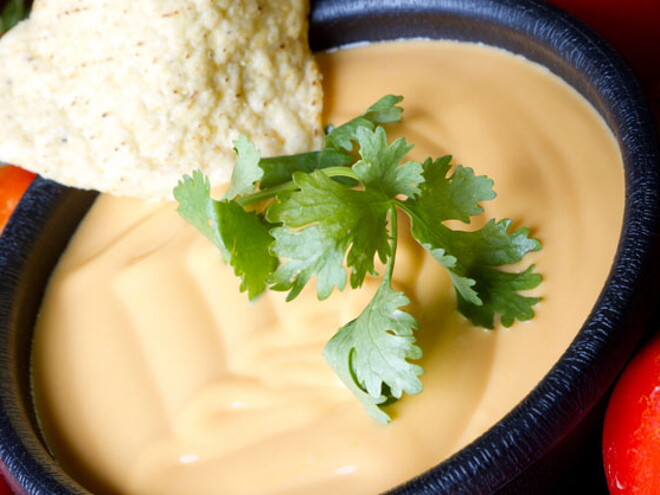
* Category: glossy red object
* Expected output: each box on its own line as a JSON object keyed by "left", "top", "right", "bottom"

{"left": 603, "top": 335, "right": 660, "bottom": 494}
{"left": 0, "top": 165, "right": 36, "bottom": 233}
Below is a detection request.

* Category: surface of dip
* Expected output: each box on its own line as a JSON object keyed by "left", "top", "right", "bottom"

{"left": 33, "top": 40, "right": 624, "bottom": 495}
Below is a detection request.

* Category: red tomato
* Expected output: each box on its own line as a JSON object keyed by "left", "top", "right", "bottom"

{"left": 0, "top": 165, "right": 36, "bottom": 233}
{"left": 603, "top": 335, "right": 660, "bottom": 494}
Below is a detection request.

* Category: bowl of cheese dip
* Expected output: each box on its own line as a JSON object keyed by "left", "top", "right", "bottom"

{"left": 1, "top": 0, "right": 659, "bottom": 494}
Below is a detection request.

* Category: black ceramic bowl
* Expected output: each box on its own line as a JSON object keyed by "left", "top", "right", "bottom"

{"left": 1, "top": 0, "right": 659, "bottom": 494}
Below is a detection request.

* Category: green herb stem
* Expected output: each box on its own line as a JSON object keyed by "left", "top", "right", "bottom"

{"left": 385, "top": 204, "right": 398, "bottom": 284}
{"left": 321, "top": 166, "right": 360, "bottom": 181}
{"left": 236, "top": 165, "right": 359, "bottom": 207}
{"left": 235, "top": 180, "right": 298, "bottom": 207}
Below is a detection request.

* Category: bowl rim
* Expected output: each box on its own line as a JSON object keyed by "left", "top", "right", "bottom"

{"left": 307, "top": 0, "right": 660, "bottom": 492}
{"left": 1, "top": 0, "right": 659, "bottom": 493}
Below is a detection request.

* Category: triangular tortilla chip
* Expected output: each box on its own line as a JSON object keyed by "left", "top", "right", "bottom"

{"left": 0, "top": 0, "right": 323, "bottom": 199}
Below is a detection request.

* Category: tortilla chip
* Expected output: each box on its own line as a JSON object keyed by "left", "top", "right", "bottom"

{"left": 0, "top": 0, "right": 323, "bottom": 199}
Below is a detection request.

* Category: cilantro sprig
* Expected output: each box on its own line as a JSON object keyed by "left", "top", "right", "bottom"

{"left": 174, "top": 95, "right": 541, "bottom": 423}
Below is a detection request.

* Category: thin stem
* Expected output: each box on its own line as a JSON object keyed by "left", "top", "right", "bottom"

{"left": 385, "top": 204, "right": 398, "bottom": 284}
{"left": 236, "top": 166, "right": 360, "bottom": 207}
{"left": 322, "top": 166, "right": 360, "bottom": 181}
{"left": 236, "top": 181, "right": 297, "bottom": 207}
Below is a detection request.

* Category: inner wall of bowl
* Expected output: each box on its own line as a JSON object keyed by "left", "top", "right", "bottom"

{"left": 0, "top": 1, "right": 658, "bottom": 494}
{"left": 0, "top": 180, "right": 97, "bottom": 495}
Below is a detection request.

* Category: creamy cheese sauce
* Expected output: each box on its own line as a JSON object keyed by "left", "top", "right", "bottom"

{"left": 32, "top": 41, "right": 624, "bottom": 495}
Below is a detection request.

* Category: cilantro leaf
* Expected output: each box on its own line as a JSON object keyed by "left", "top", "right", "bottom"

{"left": 212, "top": 201, "right": 278, "bottom": 300}
{"left": 259, "top": 149, "right": 353, "bottom": 189}
{"left": 457, "top": 264, "right": 541, "bottom": 328}
{"left": 173, "top": 171, "right": 223, "bottom": 250}
{"left": 443, "top": 220, "right": 541, "bottom": 327}
{"left": 353, "top": 126, "right": 423, "bottom": 199}
{"left": 423, "top": 245, "right": 481, "bottom": 305}
{"left": 399, "top": 158, "right": 540, "bottom": 327}
{"left": 1, "top": 0, "right": 28, "bottom": 34}
{"left": 413, "top": 156, "right": 496, "bottom": 223}
{"left": 174, "top": 171, "right": 277, "bottom": 299}
{"left": 325, "top": 95, "right": 404, "bottom": 152}
{"left": 267, "top": 170, "right": 391, "bottom": 300}
{"left": 323, "top": 280, "right": 423, "bottom": 424}
{"left": 223, "top": 135, "right": 262, "bottom": 200}
{"left": 361, "top": 94, "right": 405, "bottom": 124}
{"left": 445, "top": 219, "right": 541, "bottom": 268}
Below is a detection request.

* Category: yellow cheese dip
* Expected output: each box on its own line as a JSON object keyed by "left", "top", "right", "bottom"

{"left": 32, "top": 41, "right": 624, "bottom": 495}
